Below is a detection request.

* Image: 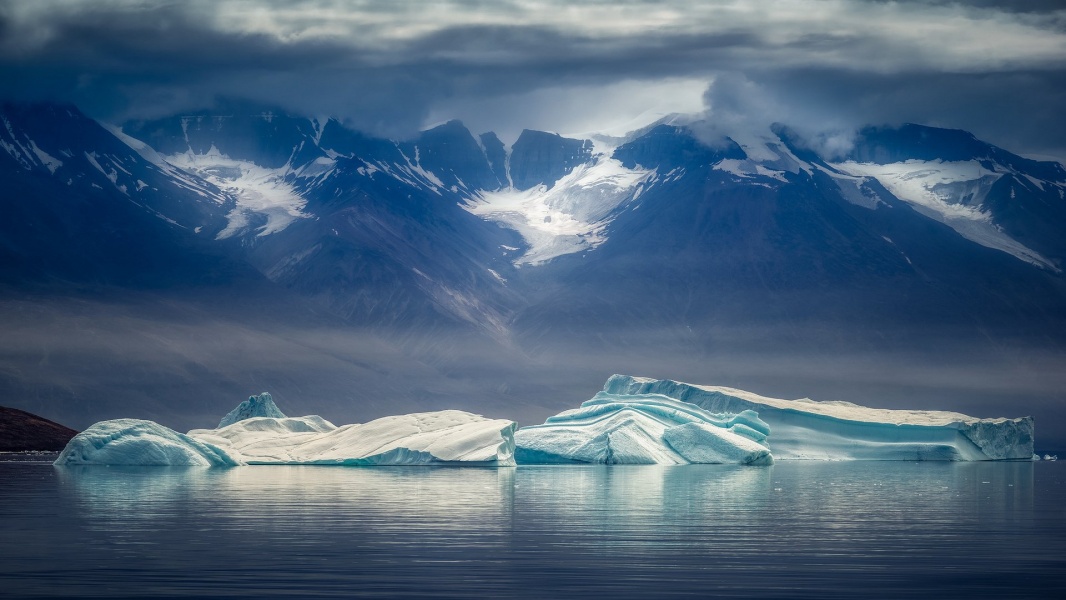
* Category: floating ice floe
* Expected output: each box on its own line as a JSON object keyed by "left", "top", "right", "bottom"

{"left": 54, "top": 419, "right": 242, "bottom": 467}
{"left": 514, "top": 392, "right": 774, "bottom": 465}
{"left": 189, "top": 410, "right": 516, "bottom": 466}
{"left": 604, "top": 375, "right": 1034, "bottom": 461}
{"left": 54, "top": 375, "right": 1037, "bottom": 467}
{"left": 55, "top": 400, "right": 517, "bottom": 467}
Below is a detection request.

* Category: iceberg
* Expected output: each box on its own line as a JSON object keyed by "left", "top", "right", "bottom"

{"left": 604, "top": 375, "right": 1035, "bottom": 461}
{"left": 54, "top": 395, "right": 517, "bottom": 467}
{"left": 54, "top": 419, "right": 242, "bottom": 466}
{"left": 189, "top": 410, "right": 517, "bottom": 466}
{"left": 514, "top": 392, "right": 774, "bottom": 465}
{"left": 217, "top": 392, "right": 286, "bottom": 428}
{"left": 54, "top": 378, "right": 1034, "bottom": 467}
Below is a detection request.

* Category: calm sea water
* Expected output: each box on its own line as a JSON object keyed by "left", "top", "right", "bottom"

{"left": 1, "top": 457, "right": 1064, "bottom": 599}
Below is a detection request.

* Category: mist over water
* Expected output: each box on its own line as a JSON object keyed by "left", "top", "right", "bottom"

{"left": 3, "top": 290, "right": 1065, "bottom": 450}
{"left": 2, "top": 460, "right": 1064, "bottom": 598}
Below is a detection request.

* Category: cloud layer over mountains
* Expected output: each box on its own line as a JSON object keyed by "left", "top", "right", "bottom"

{"left": 2, "top": 0, "right": 1065, "bottom": 158}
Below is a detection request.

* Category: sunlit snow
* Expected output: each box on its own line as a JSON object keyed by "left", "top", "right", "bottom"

{"left": 55, "top": 409, "right": 518, "bottom": 467}
{"left": 832, "top": 159, "right": 1057, "bottom": 270}
{"left": 166, "top": 146, "right": 311, "bottom": 238}
{"left": 190, "top": 410, "right": 516, "bottom": 466}
{"left": 465, "top": 157, "right": 652, "bottom": 265}
{"left": 712, "top": 129, "right": 812, "bottom": 183}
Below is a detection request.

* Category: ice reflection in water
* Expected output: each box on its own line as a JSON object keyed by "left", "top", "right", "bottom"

{"left": 0, "top": 462, "right": 1060, "bottom": 598}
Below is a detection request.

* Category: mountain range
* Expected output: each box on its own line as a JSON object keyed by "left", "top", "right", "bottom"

{"left": 2, "top": 100, "right": 1065, "bottom": 446}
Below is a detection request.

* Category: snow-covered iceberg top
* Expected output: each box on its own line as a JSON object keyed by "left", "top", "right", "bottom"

{"left": 604, "top": 375, "right": 1034, "bottom": 461}
{"left": 218, "top": 392, "right": 286, "bottom": 428}
{"left": 54, "top": 419, "right": 242, "bottom": 467}
{"left": 189, "top": 410, "right": 516, "bottom": 466}
{"left": 55, "top": 406, "right": 517, "bottom": 467}
{"left": 514, "top": 391, "right": 774, "bottom": 465}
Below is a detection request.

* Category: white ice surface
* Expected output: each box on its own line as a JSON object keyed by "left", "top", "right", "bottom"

{"left": 190, "top": 410, "right": 516, "bottom": 466}
{"left": 56, "top": 409, "right": 517, "bottom": 467}
{"left": 465, "top": 157, "right": 652, "bottom": 265}
{"left": 54, "top": 419, "right": 242, "bottom": 467}
{"left": 604, "top": 375, "right": 1035, "bottom": 461}
{"left": 514, "top": 391, "right": 773, "bottom": 465}
{"left": 831, "top": 159, "right": 1057, "bottom": 270}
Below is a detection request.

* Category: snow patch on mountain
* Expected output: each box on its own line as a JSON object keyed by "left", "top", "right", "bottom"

{"left": 0, "top": 117, "right": 34, "bottom": 170}
{"left": 84, "top": 152, "right": 123, "bottom": 191}
{"left": 715, "top": 159, "right": 789, "bottom": 182}
{"left": 823, "top": 170, "right": 885, "bottom": 209}
{"left": 712, "top": 129, "right": 813, "bottom": 183}
{"left": 166, "top": 146, "right": 311, "bottom": 238}
{"left": 0, "top": 121, "right": 65, "bottom": 175}
{"left": 107, "top": 125, "right": 229, "bottom": 203}
{"left": 28, "top": 140, "right": 62, "bottom": 173}
{"left": 355, "top": 155, "right": 450, "bottom": 196}
{"left": 832, "top": 159, "right": 1057, "bottom": 270}
{"left": 465, "top": 157, "right": 652, "bottom": 265}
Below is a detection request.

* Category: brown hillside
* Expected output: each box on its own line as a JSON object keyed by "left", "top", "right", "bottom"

{"left": 0, "top": 406, "right": 79, "bottom": 451}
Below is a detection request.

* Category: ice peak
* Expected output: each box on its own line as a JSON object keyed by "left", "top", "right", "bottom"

{"left": 218, "top": 392, "right": 287, "bottom": 428}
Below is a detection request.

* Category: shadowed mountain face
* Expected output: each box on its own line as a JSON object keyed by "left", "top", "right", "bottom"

{"left": 521, "top": 125, "right": 1066, "bottom": 343}
{"left": 509, "top": 129, "right": 594, "bottom": 190}
{"left": 2, "top": 101, "right": 1066, "bottom": 445}
{"left": 0, "top": 102, "right": 245, "bottom": 287}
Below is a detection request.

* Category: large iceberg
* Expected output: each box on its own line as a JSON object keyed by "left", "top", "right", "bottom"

{"left": 189, "top": 410, "right": 516, "bottom": 466}
{"left": 217, "top": 392, "right": 286, "bottom": 428}
{"left": 54, "top": 377, "right": 1034, "bottom": 467}
{"left": 54, "top": 419, "right": 242, "bottom": 466}
{"left": 55, "top": 399, "right": 517, "bottom": 467}
{"left": 604, "top": 375, "right": 1034, "bottom": 461}
{"left": 514, "top": 392, "right": 774, "bottom": 465}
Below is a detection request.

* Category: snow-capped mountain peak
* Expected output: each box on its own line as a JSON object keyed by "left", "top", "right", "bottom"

{"left": 826, "top": 124, "right": 1066, "bottom": 272}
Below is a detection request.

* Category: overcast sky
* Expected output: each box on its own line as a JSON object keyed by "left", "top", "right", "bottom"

{"left": 2, "top": 0, "right": 1064, "bottom": 158}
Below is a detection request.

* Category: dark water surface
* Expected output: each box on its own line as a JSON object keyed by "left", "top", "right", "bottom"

{"left": 2, "top": 458, "right": 1064, "bottom": 598}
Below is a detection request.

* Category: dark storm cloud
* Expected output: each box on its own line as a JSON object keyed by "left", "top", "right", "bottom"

{"left": 879, "top": 0, "right": 1066, "bottom": 15}
{"left": 1, "top": 1, "right": 1064, "bottom": 156}
{"left": 735, "top": 68, "right": 1066, "bottom": 159}
{"left": 693, "top": 67, "right": 1066, "bottom": 160}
